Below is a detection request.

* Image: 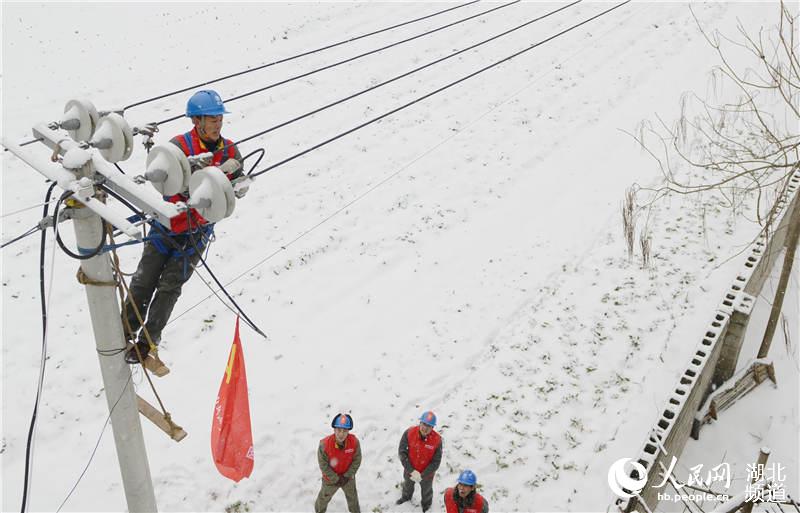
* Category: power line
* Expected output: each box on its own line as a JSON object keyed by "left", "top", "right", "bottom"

{"left": 233, "top": 0, "right": 581, "bottom": 150}
{"left": 0, "top": 198, "right": 58, "bottom": 220}
{"left": 20, "top": 182, "right": 58, "bottom": 513}
{"left": 184, "top": 216, "right": 267, "bottom": 338}
{"left": 54, "top": 375, "right": 133, "bottom": 513}
{"left": 97, "top": 183, "right": 265, "bottom": 337}
{"left": 164, "top": 5, "right": 623, "bottom": 327}
{"left": 1, "top": 225, "right": 39, "bottom": 250}
{"left": 249, "top": 0, "right": 632, "bottom": 178}
{"left": 123, "top": 1, "right": 480, "bottom": 112}
{"left": 152, "top": 1, "right": 519, "bottom": 127}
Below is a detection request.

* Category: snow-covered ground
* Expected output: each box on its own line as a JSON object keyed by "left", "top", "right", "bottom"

{"left": 2, "top": 2, "right": 796, "bottom": 512}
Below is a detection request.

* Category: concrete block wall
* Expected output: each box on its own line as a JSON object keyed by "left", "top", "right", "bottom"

{"left": 620, "top": 312, "right": 730, "bottom": 512}
{"left": 715, "top": 170, "right": 800, "bottom": 384}
{"left": 618, "top": 169, "right": 800, "bottom": 513}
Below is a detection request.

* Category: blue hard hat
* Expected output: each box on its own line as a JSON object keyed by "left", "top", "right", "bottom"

{"left": 457, "top": 469, "right": 477, "bottom": 486}
{"left": 331, "top": 413, "right": 353, "bottom": 430}
{"left": 185, "top": 90, "right": 230, "bottom": 117}
{"left": 419, "top": 411, "right": 437, "bottom": 427}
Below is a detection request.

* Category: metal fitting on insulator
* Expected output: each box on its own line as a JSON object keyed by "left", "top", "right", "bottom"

{"left": 143, "top": 136, "right": 155, "bottom": 153}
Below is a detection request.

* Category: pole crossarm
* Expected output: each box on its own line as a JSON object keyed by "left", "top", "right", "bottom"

{"left": 7, "top": 124, "right": 181, "bottom": 234}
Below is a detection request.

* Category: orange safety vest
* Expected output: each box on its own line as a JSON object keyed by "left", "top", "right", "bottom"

{"left": 444, "top": 488, "right": 485, "bottom": 513}
{"left": 407, "top": 426, "right": 441, "bottom": 473}
{"left": 167, "top": 128, "right": 237, "bottom": 233}
{"left": 321, "top": 433, "right": 359, "bottom": 482}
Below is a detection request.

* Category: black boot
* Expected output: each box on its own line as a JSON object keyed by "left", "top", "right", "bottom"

{"left": 396, "top": 497, "right": 410, "bottom": 505}
{"left": 125, "top": 341, "right": 150, "bottom": 364}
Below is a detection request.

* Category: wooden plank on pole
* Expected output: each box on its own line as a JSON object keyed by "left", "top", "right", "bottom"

{"left": 137, "top": 395, "right": 187, "bottom": 442}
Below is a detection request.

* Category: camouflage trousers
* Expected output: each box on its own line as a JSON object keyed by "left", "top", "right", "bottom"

{"left": 314, "top": 478, "right": 360, "bottom": 513}
{"left": 123, "top": 241, "right": 202, "bottom": 344}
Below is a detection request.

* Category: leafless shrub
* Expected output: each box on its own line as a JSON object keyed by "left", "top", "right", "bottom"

{"left": 622, "top": 187, "right": 637, "bottom": 260}
{"left": 640, "top": 229, "right": 652, "bottom": 269}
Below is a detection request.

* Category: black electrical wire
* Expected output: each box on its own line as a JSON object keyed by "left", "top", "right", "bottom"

{"left": 232, "top": 0, "right": 581, "bottom": 150}
{"left": 52, "top": 191, "right": 107, "bottom": 260}
{"left": 1, "top": 225, "right": 39, "bottom": 250}
{"left": 99, "top": 184, "right": 140, "bottom": 216}
{"left": 54, "top": 375, "right": 133, "bottom": 513}
{"left": 123, "top": 1, "right": 480, "bottom": 112}
{"left": 250, "top": 0, "right": 632, "bottom": 179}
{"left": 99, "top": 183, "right": 266, "bottom": 337}
{"left": 152, "top": 1, "right": 519, "bottom": 127}
{"left": 184, "top": 215, "right": 267, "bottom": 338}
{"left": 242, "top": 148, "right": 266, "bottom": 176}
{"left": 20, "top": 181, "right": 57, "bottom": 513}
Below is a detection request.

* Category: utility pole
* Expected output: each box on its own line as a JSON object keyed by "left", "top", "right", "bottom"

{"left": 72, "top": 166, "right": 157, "bottom": 513}
{"left": 4, "top": 135, "right": 158, "bottom": 512}
{"left": 6, "top": 97, "right": 234, "bottom": 511}
{"left": 71, "top": 159, "right": 157, "bottom": 512}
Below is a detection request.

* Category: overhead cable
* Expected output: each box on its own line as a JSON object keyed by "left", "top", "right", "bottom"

{"left": 54, "top": 375, "right": 133, "bottom": 513}
{"left": 164, "top": 15, "right": 625, "bottom": 328}
{"left": 234, "top": 0, "right": 581, "bottom": 150}
{"left": 1, "top": 225, "right": 39, "bottom": 250}
{"left": 98, "top": 183, "right": 266, "bottom": 338}
{"left": 249, "top": 0, "right": 632, "bottom": 178}
{"left": 1, "top": 198, "right": 59, "bottom": 220}
{"left": 153, "top": 0, "right": 520, "bottom": 127}
{"left": 123, "top": 1, "right": 480, "bottom": 112}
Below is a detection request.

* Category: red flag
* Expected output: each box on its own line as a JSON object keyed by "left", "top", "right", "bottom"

{"left": 211, "top": 317, "right": 254, "bottom": 481}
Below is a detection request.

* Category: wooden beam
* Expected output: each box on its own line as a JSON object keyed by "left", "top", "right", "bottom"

{"left": 137, "top": 395, "right": 187, "bottom": 442}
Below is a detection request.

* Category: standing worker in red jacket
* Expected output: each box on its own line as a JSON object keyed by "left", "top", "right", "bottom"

{"left": 396, "top": 411, "right": 443, "bottom": 512}
{"left": 315, "top": 414, "right": 362, "bottom": 513}
{"left": 444, "top": 470, "right": 488, "bottom": 513}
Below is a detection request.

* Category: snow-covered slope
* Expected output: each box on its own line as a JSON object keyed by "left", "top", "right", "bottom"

{"left": 2, "top": 2, "right": 795, "bottom": 512}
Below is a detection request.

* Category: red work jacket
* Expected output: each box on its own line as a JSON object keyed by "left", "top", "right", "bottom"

{"left": 444, "top": 487, "right": 486, "bottom": 513}
{"left": 407, "top": 426, "right": 441, "bottom": 473}
{"left": 321, "top": 433, "right": 359, "bottom": 482}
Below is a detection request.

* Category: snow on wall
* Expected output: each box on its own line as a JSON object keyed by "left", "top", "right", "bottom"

{"left": 618, "top": 169, "right": 800, "bottom": 513}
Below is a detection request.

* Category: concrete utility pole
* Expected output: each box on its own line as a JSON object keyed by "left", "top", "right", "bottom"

{"left": 4, "top": 133, "right": 158, "bottom": 512}
{"left": 7, "top": 96, "right": 231, "bottom": 511}
{"left": 68, "top": 157, "right": 158, "bottom": 512}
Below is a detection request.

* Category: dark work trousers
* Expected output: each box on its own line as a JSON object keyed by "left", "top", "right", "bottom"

{"left": 123, "top": 240, "right": 202, "bottom": 344}
{"left": 401, "top": 474, "right": 434, "bottom": 510}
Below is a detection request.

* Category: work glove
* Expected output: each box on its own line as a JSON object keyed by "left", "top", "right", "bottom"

{"left": 336, "top": 476, "right": 350, "bottom": 487}
{"left": 232, "top": 176, "right": 253, "bottom": 199}
{"left": 410, "top": 470, "right": 422, "bottom": 483}
{"left": 134, "top": 122, "right": 159, "bottom": 138}
{"left": 188, "top": 152, "right": 213, "bottom": 170}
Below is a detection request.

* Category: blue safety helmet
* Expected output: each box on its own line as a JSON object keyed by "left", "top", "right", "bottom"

{"left": 419, "top": 411, "right": 437, "bottom": 427}
{"left": 331, "top": 413, "right": 353, "bottom": 430}
{"left": 185, "top": 90, "right": 230, "bottom": 117}
{"left": 457, "top": 469, "right": 477, "bottom": 486}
